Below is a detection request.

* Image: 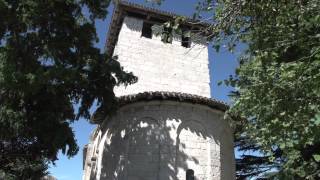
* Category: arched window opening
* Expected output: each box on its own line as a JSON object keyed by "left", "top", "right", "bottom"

{"left": 186, "top": 169, "right": 194, "bottom": 180}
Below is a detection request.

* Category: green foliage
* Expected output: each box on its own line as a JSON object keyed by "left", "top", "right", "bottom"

{"left": 153, "top": 0, "right": 320, "bottom": 178}
{"left": 194, "top": 0, "right": 320, "bottom": 179}
{"left": 158, "top": 16, "right": 187, "bottom": 44}
{"left": 0, "top": 0, "right": 136, "bottom": 179}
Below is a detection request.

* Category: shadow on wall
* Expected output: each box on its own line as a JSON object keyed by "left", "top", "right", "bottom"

{"left": 89, "top": 103, "right": 234, "bottom": 180}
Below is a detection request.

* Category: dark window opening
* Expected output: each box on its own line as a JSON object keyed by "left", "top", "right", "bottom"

{"left": 182, "top": 30, "right": 191, "bottom": 48}
{"left": 186, "top": 169, "right": 194, "bottom": 180}
{"left": 141, "top": 22, "right": 152, "bottom": 39}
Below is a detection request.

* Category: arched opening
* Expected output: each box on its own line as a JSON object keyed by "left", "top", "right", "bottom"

{"left": 186, "top": 169, "right": 195, "bottom": 180}
{"left": 176, "top": 120, "right": 209, "bottom": 180}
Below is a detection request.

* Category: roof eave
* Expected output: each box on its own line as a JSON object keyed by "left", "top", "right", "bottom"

{"left": 105, "top": 0, "right": 211, "bottom": 56}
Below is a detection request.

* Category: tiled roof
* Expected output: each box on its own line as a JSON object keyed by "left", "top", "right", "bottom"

{"left": 91, "top": 91, "right": 228, "bottom": 124}
{"left": 117, "top": 0, "right": 181, "bottom": 18}
{"left": 117, "top": 91, "right": 228, "bottom": 111}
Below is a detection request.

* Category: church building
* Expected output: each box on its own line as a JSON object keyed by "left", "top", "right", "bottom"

{"left": 83, "top": 1, "right": 235, "bottom": 179}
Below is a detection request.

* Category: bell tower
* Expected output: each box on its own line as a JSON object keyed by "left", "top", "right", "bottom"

{"left": 108, "top": 3, "right": 211, "bottom": 98}
{"left": 83, "top": 1, "right": 235, "bottom": 180}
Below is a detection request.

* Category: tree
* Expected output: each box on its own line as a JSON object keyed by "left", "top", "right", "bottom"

{"left": 0, "top": 0, "right": 136, "bottom": 179}
{"left": 153, "top": 0, "right": 320, "bottom": 178}
{"left": 192, "top": 0, "right": 320, "bottom": 179}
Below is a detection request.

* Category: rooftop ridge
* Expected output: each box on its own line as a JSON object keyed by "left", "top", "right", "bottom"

{"left": 117, "top": 91, "right": 228, "bottom": 110}
{"left": 91, "top": 91, "right": 229, "bottom": 123}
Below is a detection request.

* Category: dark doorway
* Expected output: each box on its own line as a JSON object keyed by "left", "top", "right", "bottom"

{"left": 186, "top": 169, "right": 194, "bottom": 180}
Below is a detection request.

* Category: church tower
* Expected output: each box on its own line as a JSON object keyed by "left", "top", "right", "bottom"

{"left": 83, "top": 1, "right": 235, "bottom": 180}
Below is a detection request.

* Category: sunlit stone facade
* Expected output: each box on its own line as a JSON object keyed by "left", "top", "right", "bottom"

{"left": 83, "top": 1, "right": 235, "bottom": 180}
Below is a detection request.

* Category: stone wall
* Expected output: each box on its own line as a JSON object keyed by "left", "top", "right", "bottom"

{"left": 83, "top": 101, "right": 235, "bottom": 180}
{"left": 41, "top": 175, "right": 57, "bottom": 180}
{"left": 113, "top": 17, "right": 211, "bottom": 97}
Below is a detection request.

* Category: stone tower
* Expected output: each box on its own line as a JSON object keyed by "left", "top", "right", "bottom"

{"left": 83, "top": 1, "right": 235, "bottom": 180}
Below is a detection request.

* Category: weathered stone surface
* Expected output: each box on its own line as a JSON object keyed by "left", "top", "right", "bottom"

{"left": 41, "top": 175, "right": 57, "bottom": 180}
{"left": 83, "top": 1, "right": 236, "bottom": 179}
{"left": 83, "top": 101, "right": 235, "bottom": 180}
{"left": 114, "top": 16, "right": 211, "bottom": 97}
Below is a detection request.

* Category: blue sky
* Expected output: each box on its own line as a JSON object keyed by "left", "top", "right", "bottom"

{"left": 49, "top": 1, "right": 240, "bottom": 179}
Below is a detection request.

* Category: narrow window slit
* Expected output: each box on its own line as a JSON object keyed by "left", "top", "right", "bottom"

{"left": 181, "top": 29, "right": 191, "bottom": 48}
{"left": 186, "top": 169, "right": 194, "bottom": 180}
{"left": 141, "top": 22, "right": 152, "bottom": 39}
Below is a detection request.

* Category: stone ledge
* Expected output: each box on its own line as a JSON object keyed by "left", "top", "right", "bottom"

{"left": 117, "top": 91, "right": 228, "bottom": 112}
{"left": 91, "top": 91, "right": 228, "bottom": 124}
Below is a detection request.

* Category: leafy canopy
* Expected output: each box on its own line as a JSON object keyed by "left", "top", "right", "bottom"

{"left": 0, "top": 0, "right": 136, "bottom": 179}
{"left": 152, "top": 0, "right": 320, "bottom": 178}
{"left": 194, "top": 0, "right": 320, "bottom": 179}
